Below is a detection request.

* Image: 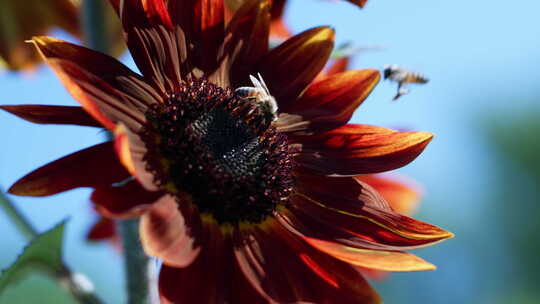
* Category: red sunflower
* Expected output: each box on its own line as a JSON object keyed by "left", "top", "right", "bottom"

{"left": 1, "top": 0, "right": 452, "bottom": 302}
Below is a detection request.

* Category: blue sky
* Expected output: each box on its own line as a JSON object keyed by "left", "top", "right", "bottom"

{"left": 1, "top": 0, "right": 540, "bottom": 302}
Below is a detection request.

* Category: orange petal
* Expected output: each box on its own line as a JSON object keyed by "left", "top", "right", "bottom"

{"left": 287, "top": 69, "right": 380, "bottom": 132}
{"left": 0, "top": 105, "right": 101, "bottom": 127}
{"left": 258, "top": 26, "right": 335, "bottom": 107}
{"left": 304, "top": 238, "right": 435, "bottom": 272}
{"left": 8, "top": 142, "right": 130, "bottom": 197}
{"left": 358, "top": 174, "right": 422, "bottom": 215}
{"left": 292, "top": 124, "right": 434, "bottom": 175}
{"left": 282, "top": 192, "right": 453, "bottom": 251}
{"left": 140, "top": 195, "right": 201, "bottom": 268}
{"left": 31, "top": 36, "right": 157, "bottom": 130}
{"left": 225, "top": 0, "right": 271, "bottom": 86}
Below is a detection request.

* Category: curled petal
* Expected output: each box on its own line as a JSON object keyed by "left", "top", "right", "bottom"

{"left": 234, "top": 220, "right": 381, "bottom": 303}
{"left": 114, "top": 123, "right": 158, "bottom": 191}
{"left": 140, "top": 195, "right": 201, "bottom": 268}
{"left": 292, "top": 124, "right": 434, "bottom": 175}
{"left": 258, "top": 26, "right": 335, "bottom": 106}
{"left": 359, "top": 174, "right": 422, "bottom": 215}
{"left": 0, "top": 105, "right": 101, "bottom": 127}
{"left": 288, "top": 70, "right": 380, "bottom": 132}
{"left": 91, "top": 180, "right": 162, "bottom": 218}
{"left": 31, "top": 36, "right": 159, "bottom": 130}
{"left": 8, "top": 142, "right": 129, "bottom": 197}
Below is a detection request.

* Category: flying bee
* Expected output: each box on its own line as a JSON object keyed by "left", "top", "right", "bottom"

{"left": 383, "top": 64, "right": 429, "bottom": 101}
{"left": 235, "top": 73, "right": 278, "bottom": 123}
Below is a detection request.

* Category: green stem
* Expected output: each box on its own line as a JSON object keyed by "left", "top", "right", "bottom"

{"left": 0, "top": 191, "right": 104, "bottom": 304}
{"left": 118, "top": 219, "right": 154, "bottom": 304}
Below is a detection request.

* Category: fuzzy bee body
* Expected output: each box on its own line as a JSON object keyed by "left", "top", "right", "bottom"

{"left": 383, "top": 64, "right": 428, "bottom": 100}
{"left": 235, "top": 73, "right": 278, "bottom": 122}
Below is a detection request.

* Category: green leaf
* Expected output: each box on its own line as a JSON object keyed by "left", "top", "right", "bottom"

{"left": 0, "top": 220, "right": 67, "bottom": 293}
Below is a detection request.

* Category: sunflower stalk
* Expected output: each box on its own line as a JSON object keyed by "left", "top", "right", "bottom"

{"left": 81, "top": 1, "right": 154, "bottom": 303}
{"left": 0, "top": 191, "right": 103, "bottom": 304}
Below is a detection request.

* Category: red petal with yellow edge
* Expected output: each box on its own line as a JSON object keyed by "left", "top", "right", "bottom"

{"left": 140, "top": 195, "right": 201, "bottom": 268}
{"left": 292, "top": 124, "right": 434, "bottom": 175}
{"left": 234, "top": 220, "right": 382, "bottom": 303}
{"left": 303, "top": 238, "right": 435, "bottom": 272}
{"left": 359, "top": 174, "right": 422, "bottom": 215}
{"left": 258, "top": 26, "right": 334, "bottom": 107}
{"left": 225, "top": 0, "right": 271, "bottom": 86}
{"left": 113, "top": 123, "right": 158, "bottom": 191}
{"left": 0, "top": 105, "right": 101, "bottom": 127}
{"left": 87, "top": 216, "right": 116, "bottom": 241}
{"left": 287, "top": 70, "right": 380, "bottom": 132}
{"left": 158, "top": 215, "right": 228, "bottom": 304}
{"left": 91, "top": 180, "right": 162, "bottom": 218}
{"left": 282, "top": 192, "right": 452, "bottom": 251}
{"left": 31, "top": 36, "right": 158, "bottom": 130}
{"left": 8, "top": 142, "right": 129, "bottom": 197}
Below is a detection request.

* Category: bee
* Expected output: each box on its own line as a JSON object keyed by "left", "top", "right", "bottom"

{"left": 235, "top": 73, "right": 278, "bottom": 123}
{"left": 383, "top": 64, "right": 429, "bottom": 101}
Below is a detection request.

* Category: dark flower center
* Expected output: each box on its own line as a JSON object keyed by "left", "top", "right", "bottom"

{"left": 140, "top": 78, "right": 294, "bottom": 225}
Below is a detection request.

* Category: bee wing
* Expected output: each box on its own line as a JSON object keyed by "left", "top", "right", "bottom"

{"left": 256, "top": 73, "right": 272, "bottom": 95}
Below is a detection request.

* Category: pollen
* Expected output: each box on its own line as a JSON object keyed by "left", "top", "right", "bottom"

{"left": 140, "top": 78, "right": 294, "bottom": 225}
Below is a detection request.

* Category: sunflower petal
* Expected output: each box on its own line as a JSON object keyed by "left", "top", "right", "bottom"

{"left": 234, "top": 220, "right": 381, "bottom": 303}
{"left": 292, "top": 124, "right": 434, "bottom": 175}
{"left": 258, "top": 26, "right": 335, "bottom": 105}
{"left": 282, "top": 192, "right": 453, "bottom": 252}
{"left": 91, "top": 180, "right": 162, "bottom": 218}
{"left": 118, "top": 0, "right": 190, "bottom": 92}
{"left": 31, "top": 36, "right": 158, "bottom": 130}
{"left": 0, "top": 105, "right": 101, "bottom": 127}
{"left": 359, "top": 174, "right": 422, "bottom": 215}
{"left": 319, "top": 57, "right": 351, "bottom": 79}
{"left": 287, "top": 70, "right": 380, "bottom": 131}
{"left": 8, "top": 142, "right": 129, "bottom": 197}
{"left": 140, "top": 195, "right": 201, "bottom": 268}
{"left": 87, "top": 216, "right": 116, "bottom": 241}
{"left": 303, "top": 238, "right": 435, "bottom": 272}
{"left": 224, "top": 0, "right": 271, "bottom": 86}
{"left": 349, "top": 0, "right": 368, "bottom": 8}
{"left": 158, "top": 225, "right": 229, "bottom": 304}
{"left": 113, "top": 123, "right": 159, "bottom": 191}
{"left": 157, "top": 213, "right": 230, "bottom": 304}
{"left": 165, "top": 0, "right": 225, "bottom": 76}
